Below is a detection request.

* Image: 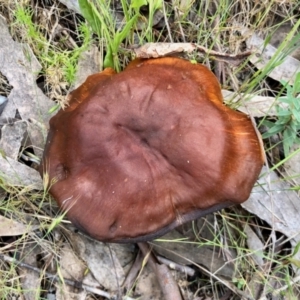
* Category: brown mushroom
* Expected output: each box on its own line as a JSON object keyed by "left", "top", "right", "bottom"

{"left": 40, "top": 57, "right": 264, "bottom": 243}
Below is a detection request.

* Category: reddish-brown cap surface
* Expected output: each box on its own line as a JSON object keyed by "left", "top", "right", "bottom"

{"left": 40, "top": 57, "right": 264, "bottom": 243}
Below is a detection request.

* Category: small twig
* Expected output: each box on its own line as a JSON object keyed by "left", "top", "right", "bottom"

{"left": 173, "top": 6, "right": 186, "bottom": 43}
{"left": 20, "top": 153, "right": 40, "bottom": 164}
{"left": 162, "top": 1, "right": 173, "bottom": 43}
{"left": 44, "top": 5, "right": 59, "bottom": 55}
{"left": 0, "top": 254, "right": 112, "bottom": 299}
{"left": 195, "top": 44, "right": 252, "bottom": 61}
{"left": 150, "top": 242, "right": 255, "bottom": 300}
{"left": 156, "top": 255, "right": 195, "bottom": 277}
{"left": 209, "top": 0, "right": 223, "bottom": 81}
{"left": 123, "top": 249, "right": 143, "bottom": 291}
{"left": 138, "top": 242, "right": 183, "bottom": 300}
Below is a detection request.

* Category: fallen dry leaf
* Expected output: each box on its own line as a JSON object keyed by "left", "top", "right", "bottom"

{"left": 58, "top": 0, "right": 81, "bottom": 14}
{"left": 56, "top": 244, "right": 88, "bottom": 300}
{"left": 133, "top": 42, "right": 251, "bottom": 64}
{"left": 222, "top": 90, "right": 277, "bottom": 117}
{"left": 70, "top": 232, "right": 125, "bottom": 292}
{"left": 0, "top": 155, "right": 42, "bottom": 189}
{"left": 0, "top": 15, "right": 53, "bottom": 158}
{"left": 134, "top": 42, "right": 195, "bottom": 58}
{"left": 0, "top": 120, "right": 27, "bottom": 160}
{"left": 283, "top": 145, "right": 300, "bottom": 187}
{"left": 270, "top": 23, "right": 300, "bottom": 60}
{"left": 152, "top": 230, "right": 234, "bottom": 279}
{"left": 0, "top": 95, "right": 7, "bottom": 114}
{"left": 0, "top": 215, "right": 38, "bottom": 236}
{"left": 244, "top": 224, "right": 265, "bottom": 267}
{"left": 0, "top": 14, "right": 53, "bottom": 189}
{"left": 18, "top": 243, "right": 42, "bottom": 300}
{"left": 134, "top": 264, "right": 164, "bottom": 300}
{"left": 72, "top": 45, "right": 101, "bottom": 90}
{"left": 242, "top": 167, "right": 300, "bottom": 275}
{"left": 246, "top": 31, "right": 300, "bottom": 84}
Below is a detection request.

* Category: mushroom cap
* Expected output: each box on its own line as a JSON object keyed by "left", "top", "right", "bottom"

{"left": 40, "top": 57, "right": 264, "bottom": 243}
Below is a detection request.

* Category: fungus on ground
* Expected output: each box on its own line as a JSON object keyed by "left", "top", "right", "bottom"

{"left": 40, "top": 57, "right": 264, "bottom": 243}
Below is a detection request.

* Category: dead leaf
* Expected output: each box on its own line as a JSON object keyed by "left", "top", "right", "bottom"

{"left": 242, "top": 166, "right": 300, "bottom": 275}
{"left": 70, "top": 232, "right": 125, "bottom": 292}
{"left": 110, "top": 243, "right": 136, "bottom": 273}
{"left": 0, "top": 120, "right": 27, "bottom": 160}
{"left": 244, "top": 224, "right": 265, "bottom": 267}
{"left": 134, "top": 264, "right": 164, "bottom": 300}
{"left": 0, "top": 215, "right": 38, "bottom": 236}
{"left": 0, "top": 15, "right": 53, "bottom": 158}
{"left": 72, "top": 45, "right": 101, "bottom": 90}
{"left": 133, "top": 42, "right": 251, "bottom": 64}
{"left": 0, "top": 155, "right": 43, "bottom": 189}
{"left": 134, "top": 42, "right": 196, "bottom": 58}
{"left": 0, "top": 95, "right": 7, "bottom": 114}
{"left": 283, "top": 145, "right": 300, "bottom": 187}
{"left": 270, "top": 23, "right": 300, "bottom": 60}
{"left": 0, "top": 15, "right": 52, "bottom": 190}
{"left": 246, "top": 31, "right": 300, "bottom": 84}
{"left": 222, "top": 90, "right": 277, "bottom": 117}
{"left": 18, "top": 243, "right": 42, "bottom": 300}
{"left": 58, "top": 0, "right": 81, "bottom": 14}
{"left": 152, "top": 230, "right": 234, "bottom": 279}
{"left": 56, "top": 244, "right": 87, "bottom": 300}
